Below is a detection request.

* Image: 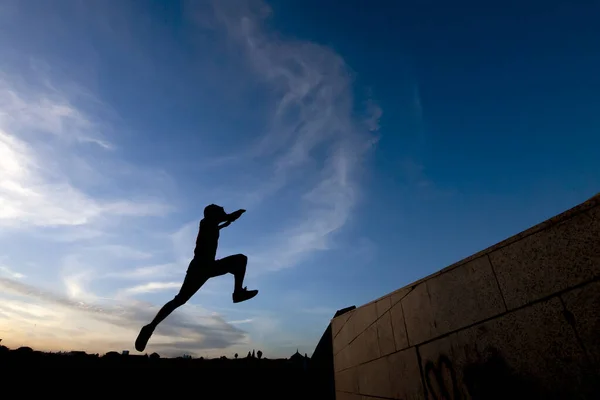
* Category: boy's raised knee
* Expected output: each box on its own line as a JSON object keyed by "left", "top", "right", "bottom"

{"left": 235, "top": 254, "right": 248, "bottom": 264}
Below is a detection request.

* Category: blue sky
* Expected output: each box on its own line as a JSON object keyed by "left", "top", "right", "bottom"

{"left": 0, "top": 0, "right": 598, "bottom": 358}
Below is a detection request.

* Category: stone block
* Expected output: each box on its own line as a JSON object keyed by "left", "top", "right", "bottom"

{"left": 334, "top": 313, "right": 356, "bottom": 355}
{"left": 335, "top": 366, "right": 359, "bottom": 393}
{"left": 363, "top": 322, "right": 381, "bottom": 363}
{"left": 347, "top": 302, "right": 378, "bottom": 343}
{"left": 358, "top": 356, "right": 392, "bottom": 398}
{"left": 376, "top": 295, "right": 392, "bottom": 318}
{"left": 490, "top": 210, "right": 600, "bottom": 309}
{"left": 390, "top": 286, "right": 413, "bottom": 306}
{"left": 377, "top": 310, "right": 396, "bottom": 357}
{"left": 388, "top": 347, "right": 425, "bottom": 400}
{"left": 333, "top": 309, "right": 354, "bottom": 339}
{"left": 333, "top": 330, "right": 345, "bottom": 355}
{"left": 390, "top": 299, "right": 409, "bottom": 350}
{"left": 418, "top": 297, "right": 588, "bottom": 399}
{"left": 334, "top": 344, "right": 351, "bottom": 372}
{"left": 347, "top": 333, "right": 364, "bottom": 369}
{"left": 402, "top": 256, "right": 505, "bottom": 345}
{"left": 335, "top": 392, "right": 361, "bottom": 400}
{"left": 351, "top": 322, "right": 380, "bottom": 366}
{"left": 561, "top": 280, "right": 600, "bottom": 367}
{"left": 589, "top": 204, "right": 599, "bottom": 220}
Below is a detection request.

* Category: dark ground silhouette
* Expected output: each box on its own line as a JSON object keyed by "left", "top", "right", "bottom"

{"left": 136, "top": 204, "right": 259, "bottom": 352}
{"left": 0, "top": 344, "right": 332, "bottom": 399}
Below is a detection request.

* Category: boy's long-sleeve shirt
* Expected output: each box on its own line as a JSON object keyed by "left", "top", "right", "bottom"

{"left": 193, "top": 219, "right": 219, "bottom": 262}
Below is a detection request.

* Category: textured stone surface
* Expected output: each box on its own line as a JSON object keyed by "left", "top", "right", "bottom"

{"left": 335, "top": 366, "right": 359, "bottom": 393}
{"left": 346, "top": 334, "right": 364, "bottom": 369}
{"left": 490, "top": 210, "right": 600, "bottom": 309}
{"left": 402, "top": 256, "right": 505, "bottom": 345}
{"left": 334, "top": 310, "right": 358, "bottom": 355}
{"left": 333, "top": 321, "right": 351, "bottom": 355}
{"left": 377, "top": 311, "right": 396, "bottom": 357}
{"left": 390, "top": 299, "right": 409, "bottom": 350}
{"left": 333, "top": 310, "right": 354, "bottom": 339}
{"left": 333, "top": 198, "right": 599, "bottom": 400}
{"left": 561, "top": 280, "right": 600, "bottom": 368}
{"left": 418, "top": 298, "right": 588, "bottom": 399}
{"left": 589, "top": 204, "right": 599, "bottom": 220}
{"left": 334, "top": 303, "right": 377, "bottom": 357}
{"left": 388, "top": 347, "right": 425, "bottom": 400}
{"left": 354, "top": 323, "right": 380, "bottom": 365}
{"left": 376, "top": 295, "right": 392, "bottom": 318}
{"left": 358, "top": 356, "right": 392, "bottom": 398}
{"left": 335, "top": 391, "right": 361, "bottom": 400}
{"left": 390, "top": 286, "right": 413, "bottom": 306}
{"left": 334, "top": 344, "right": 351, "bottom": 372}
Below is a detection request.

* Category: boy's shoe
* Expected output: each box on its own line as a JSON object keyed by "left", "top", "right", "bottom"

{"left": 135, "top": 324, "right": 154, "bottom": 352}
{"left": 233, "top": 287, "right": 259, "bottom": 303}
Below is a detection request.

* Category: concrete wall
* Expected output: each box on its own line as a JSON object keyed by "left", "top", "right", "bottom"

{"left": 332, "top": 194, "right": 600, "bottom": 400}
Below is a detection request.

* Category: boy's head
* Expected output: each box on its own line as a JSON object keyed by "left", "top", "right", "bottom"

{"left": 204, "top": 204, "right": 227, "bottom": 222}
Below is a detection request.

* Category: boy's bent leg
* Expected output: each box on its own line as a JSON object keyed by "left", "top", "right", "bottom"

{"left": 135, "top": 268, "right": 208, "bottom": 352}
{"left": 212, "top": 254, "right": 258, "bottom": 303}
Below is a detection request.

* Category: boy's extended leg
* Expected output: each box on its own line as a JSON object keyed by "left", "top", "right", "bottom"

{"left": 135, "top": 267, "right": 208, "bottom": 352}
{"left": 212, "top": 254, "right": 258, "bottom": 303}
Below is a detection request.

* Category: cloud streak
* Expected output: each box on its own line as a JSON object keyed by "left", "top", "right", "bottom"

{"left": 0, "top": 275, "right": 247, "bottom": 356}
{"left": 0, "top": 73, "right": 172, "bottom": 229}
{"left": 199, "top": 0, "right": 381, "bottom": 272}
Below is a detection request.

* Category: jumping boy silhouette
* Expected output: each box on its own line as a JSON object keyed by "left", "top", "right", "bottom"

{"left": 135, "top": 204, "right": 258, "bottom": 352}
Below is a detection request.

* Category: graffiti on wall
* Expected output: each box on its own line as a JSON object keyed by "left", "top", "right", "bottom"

{"left": 423, "top": 354, "right": 461, "bottom": 400}
{"left": 422, "top": 347, "right": 564, "bottom": 400}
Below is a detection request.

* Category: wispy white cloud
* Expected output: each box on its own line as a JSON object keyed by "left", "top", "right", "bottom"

{"left": 196, "top": 0, "right": 381, "bottom": 272}
{"left": 0, "top": 265, "right": 25, "bottom": 280}
{"left": 0, "top": 73, "right": 172, "bottom": 229}
{"left": 118, "top": 281, "right": 182, "bottom": 296}
{"left": 228, "top": 318, "right": 253, "bottom": 325}
{"left": 0, "top": 70, "right": 112, "bottom": 149}
{"left": 104, "top": 263, "right": 180, "bottom": 281}
{"left": 0, "top": 60, "right": 191, "bottom": 354}
{"left": 0, "top": 275, "right": 249, "bottom": 357}
{"left": 82, "top": 245, "right": 154, "bottom": 261}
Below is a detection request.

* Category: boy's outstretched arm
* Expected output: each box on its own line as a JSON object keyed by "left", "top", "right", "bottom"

{"left": 218, "top": 209, "right": 246, "bottom": 230}
{"left": 218, "top": 220, "right": 231, "bottom": 230}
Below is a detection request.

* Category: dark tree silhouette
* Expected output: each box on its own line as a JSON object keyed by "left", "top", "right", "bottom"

{"left": 234, "top": 353, "right": 238, "bottom": 359}
{"left": 257, "top": 350, "right": 263, "bottom": 359}
{"left": 252, "top": 349, "right": 255, "bottom": 358}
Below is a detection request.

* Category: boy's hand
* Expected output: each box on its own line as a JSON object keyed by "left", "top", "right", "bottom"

{"left": 228, "top": 209, "right": 246, "bottom": 222}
